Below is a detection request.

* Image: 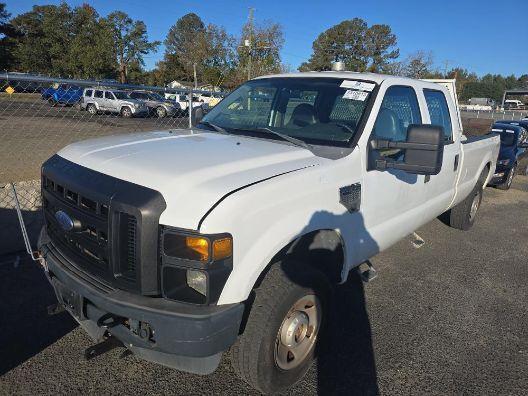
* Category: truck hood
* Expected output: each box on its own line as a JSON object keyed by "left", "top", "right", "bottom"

{"left": 58, "top": 129, "right": 323, "bottom": 229}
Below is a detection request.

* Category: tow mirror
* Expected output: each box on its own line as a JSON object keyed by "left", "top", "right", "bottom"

{"left": 371, "top": 124, "right": 444, "bottom": 175}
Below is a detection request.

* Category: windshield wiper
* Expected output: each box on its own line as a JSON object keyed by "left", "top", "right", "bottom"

{"left": 335, "top": 122, "right": 356, "bottom": 135}
{"left": 251, "top": 127, "right": 313, "bottom": 152}
{"left": 198, "top": 121, "right": 229, "bottom": 134}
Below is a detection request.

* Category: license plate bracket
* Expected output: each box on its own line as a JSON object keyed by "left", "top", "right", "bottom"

{"left": 52, "top": 278, "right": 84, "bottom": 319}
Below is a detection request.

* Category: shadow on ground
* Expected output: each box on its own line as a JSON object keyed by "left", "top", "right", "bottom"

{"left": 0, "top": 253, "right": 77, "bottom": 375}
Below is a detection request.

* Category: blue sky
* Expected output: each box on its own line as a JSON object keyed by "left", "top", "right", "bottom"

{"left": 7, "top": 0, "right": 528, "bottom": 76}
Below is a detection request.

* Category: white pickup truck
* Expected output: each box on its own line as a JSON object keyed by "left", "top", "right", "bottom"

{"left": 38, "top": 72, "right": 499, "bottom": 394}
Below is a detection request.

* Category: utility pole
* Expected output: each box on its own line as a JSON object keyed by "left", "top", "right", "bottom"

{"left": 246, "top": 8, "right": 254, "bottom": 81}
{"left": 239, "top": 8, "right": 272, "bottom": 81}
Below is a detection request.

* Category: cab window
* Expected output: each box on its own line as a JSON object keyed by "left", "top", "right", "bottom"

{"left": 105, "top": 91, "right": 116, "bottom": 100}
{"left": 424, "top": 89, "right": 453, "bottom": 142}
{"left": 373, "top": 86, "right": 421, "bottom": 142}
{"left": 94, "top": 90, "right": 103, "bottom": 98}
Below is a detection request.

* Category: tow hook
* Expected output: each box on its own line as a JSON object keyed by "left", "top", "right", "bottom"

{"left": 47, "top": 303, "right": 65, "bottom": 316}
{"left": 84, "top": 336, "right": 123, "bottom": 361}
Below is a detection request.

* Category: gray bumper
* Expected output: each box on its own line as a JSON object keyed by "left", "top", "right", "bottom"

{"left": 40, "top": 233, "right": 244, "bottom": 374}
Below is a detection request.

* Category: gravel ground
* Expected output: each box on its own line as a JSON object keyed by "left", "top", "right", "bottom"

{"left": 0, "top": 176, "right": 527, "bottom": 395}
{"left": 0, "top": 96, "right": 190, "bottom": 183}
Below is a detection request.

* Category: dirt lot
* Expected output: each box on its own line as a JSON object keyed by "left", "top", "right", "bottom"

{"left": 0, "top": 94, "right": 190, "bottom": 183}
{"left": 1, "top": 176, "right": 527, "bottom": 395}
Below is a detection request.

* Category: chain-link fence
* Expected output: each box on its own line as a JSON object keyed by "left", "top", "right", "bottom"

{"left": 0, "top": 72, "right": 224, "bottom": 255}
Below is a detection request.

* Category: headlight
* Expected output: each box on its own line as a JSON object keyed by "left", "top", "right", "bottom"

{"left": 161, "top": 228, "right": 233, "bottom": 304}
{"left": 498, "top": 159, "right": 511, "bottom": 166}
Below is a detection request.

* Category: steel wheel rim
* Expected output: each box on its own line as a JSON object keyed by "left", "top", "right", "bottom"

{"left": 274, "top": 294, "right": 321, "bottom": 371}
{"left": 469, "top": 191, "right": 480, "bottom": 221}
{"left": 88, "top": 105, "right": 96, "bottom": 115}
{"left": 123, "top": 108, "right": 131, "bottom": 117}
{"left": 157, "top": 107, "right": 165, "bottom": 117}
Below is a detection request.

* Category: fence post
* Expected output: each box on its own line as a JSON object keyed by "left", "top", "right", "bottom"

{"left": 188, "top": 87, "right": 193, "bottom": 130}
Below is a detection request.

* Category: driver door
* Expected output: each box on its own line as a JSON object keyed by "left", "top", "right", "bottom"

{"left": 360, "top": 83, "right": 429, "bottom": 250}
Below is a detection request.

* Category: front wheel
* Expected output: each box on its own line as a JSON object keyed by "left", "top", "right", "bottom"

{"left": 156, "top": 106, "right": 167, "bottom": 118}
{"left": 231, "top": 261, "right": 330, "bottom": 394}
{"left": 497, "top": 164, "right": 516, "bottom": 190}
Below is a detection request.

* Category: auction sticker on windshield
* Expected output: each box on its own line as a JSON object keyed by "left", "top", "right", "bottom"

{"left": 343, "top": 90, "right": 369, "bottom": 101}
{"left": 340, "top": 80, "right": 376, "bottom": 91}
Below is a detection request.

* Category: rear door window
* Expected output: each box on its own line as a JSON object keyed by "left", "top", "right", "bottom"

{"left": 94, "top": 90, "right": 103, "bottom": 99}
{"left": 424, "top": 89, "right": 453, "bottom": 142}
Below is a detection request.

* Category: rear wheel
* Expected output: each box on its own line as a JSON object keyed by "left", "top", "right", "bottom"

{"left": 48, "top": 97, "right": 57, "bottom": 107}
{"left": 447, "top": 180, "right": 483, "bottom": 230}
{"left": 231, "top": 261, "right": 330, "bottom": 394}
{"left": 86, "top": 104, "right": 97, "bottom": 115}
{"left": 497, "top": 164, "right": 516, "bottom": 190}
{"left": 120, "top": 106, "right": 132, "bottom": 118}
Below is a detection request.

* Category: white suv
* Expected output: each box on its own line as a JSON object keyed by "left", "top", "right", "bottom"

{"left": 81, "top": 88, "right": 148, "bottom": 117}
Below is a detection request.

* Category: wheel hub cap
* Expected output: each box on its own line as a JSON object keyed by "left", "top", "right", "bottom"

{"left": 280, "top": 311, "right": 309, "bottom": 347}
{"left": 274, "top": 294, "right": 321, "bottom": 370}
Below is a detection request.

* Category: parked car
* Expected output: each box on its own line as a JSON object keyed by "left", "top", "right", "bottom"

{"left": 128, "top": 90, "right": 179, "bottom": 118}
{"left": 488, "top": 122, "right": 528, "bottom": 189}
{"left": 80, "top": 88, "right": 148, "bottom": 117}
{"left": 38, "top": 72, "right": 499, "bottom": 394}
{"left": 164, "top": 92, "right": 208, "bottom": 115}
{"left": 504, "top": 99, "right": 524, "bottom": 110}
{"left": 42, "top": 84, "right": 83, "bottom": 106}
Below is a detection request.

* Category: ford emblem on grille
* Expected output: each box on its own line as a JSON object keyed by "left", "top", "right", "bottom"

{"left": 55, "top": 210, "right": 75, "bottom": 232}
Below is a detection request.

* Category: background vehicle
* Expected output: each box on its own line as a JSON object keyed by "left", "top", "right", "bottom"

{"left": 469, "top": 97, "right": 496, "bottom": 107}
{"left": 128, "top": 90, "right": 179, "bottom": 118}
{"left": 488, "top": 122, "right": 528, "bottom": 189}
{"left": 38, "top": 73, "right": 499, "bottom": 394}
{"left": 42, "top": 84, "right": 83, "bottom": 106}
{"left": 80, "top": 88, "right": 148, "bottom": 117}
{"left": 164, "top": 92, "right": 208, "bottom": 115}
{"left": 504, "top": 99, "right": 524, "bottom": 110}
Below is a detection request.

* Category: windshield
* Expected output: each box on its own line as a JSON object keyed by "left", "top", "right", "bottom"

{"left": 114, "top": 91, "right": 128, "bottom": 100}
{"left": 201, "top": 77, "right": 375, "bottom": 146}
{"left": 148, "top": 92, "right": 165, "bottom": 101}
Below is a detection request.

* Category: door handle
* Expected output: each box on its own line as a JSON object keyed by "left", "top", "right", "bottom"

{"left": 454, "top": 154, "right": 459, "bottom": 171}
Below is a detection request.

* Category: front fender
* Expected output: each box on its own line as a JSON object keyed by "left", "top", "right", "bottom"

{"left": 199, "top": 153, "right": 374, "bottom": 305}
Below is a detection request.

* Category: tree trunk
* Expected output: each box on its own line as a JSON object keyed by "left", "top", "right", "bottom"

{"left": 119, "top": 65, "right": 126, "bottom": 84}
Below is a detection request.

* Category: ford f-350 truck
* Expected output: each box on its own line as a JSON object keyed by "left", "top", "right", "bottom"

{"left": 38, "top": 72, "right": 499, "bottom": 394}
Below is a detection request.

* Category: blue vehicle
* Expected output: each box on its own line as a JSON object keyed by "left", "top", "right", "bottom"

{"left": 488, "top": 122, "right": 528, "bottom": 190}
{"left": 41, "top": 84, "right": 83, "bottom": 106}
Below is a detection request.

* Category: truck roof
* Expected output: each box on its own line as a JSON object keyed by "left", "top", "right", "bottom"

{"left": 254, "top": 71, "right": 415, "bottom": 84}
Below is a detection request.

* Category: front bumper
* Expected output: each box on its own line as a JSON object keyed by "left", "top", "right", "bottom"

{"left": 40, "top": 234, "right": 244, "bottom": 374}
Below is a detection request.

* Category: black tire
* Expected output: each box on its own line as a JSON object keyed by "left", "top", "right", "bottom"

{"left": 120, "top": 106, "right": 132, "bottom": 118}
{"left": 156, "top": 106, "right": 167, "bottom": 118}
{"left": 231, "top": 261, "right": 330, "bottom": 394}
{"left": 86, "top": 103, "right": 97, "bottom": 115}
{"left": 447, "top": 180, "right": 483, "bottom": 230}
{"left": 48, "top": 97, "right": 57, "bottom": 107}
{"left": 497, "top": 164, "right": 516, "bottom": 190}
